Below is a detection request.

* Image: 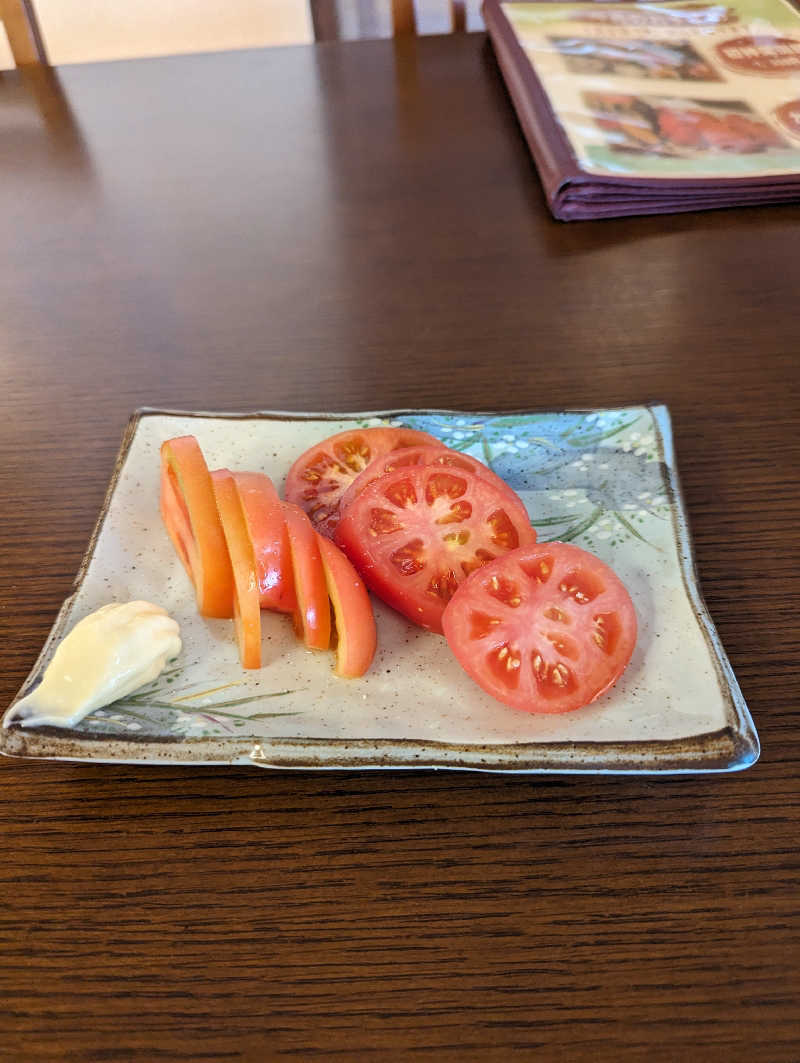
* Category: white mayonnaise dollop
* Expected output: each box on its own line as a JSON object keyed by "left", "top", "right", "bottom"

{"left": 5, "top": 601, "right": 182, "bottom": 729}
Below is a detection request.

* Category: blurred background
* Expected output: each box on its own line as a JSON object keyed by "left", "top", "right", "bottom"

{"left": 0, "top": 0, "right": 485, "bottom": 69}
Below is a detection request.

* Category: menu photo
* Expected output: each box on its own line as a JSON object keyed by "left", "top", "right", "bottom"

{"left": 500, "top": 0, "right": 800, "bottom": 179}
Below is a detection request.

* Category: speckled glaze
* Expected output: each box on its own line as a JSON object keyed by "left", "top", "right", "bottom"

{"left": 0, "top": 406, "right": 759, "bottom": 773}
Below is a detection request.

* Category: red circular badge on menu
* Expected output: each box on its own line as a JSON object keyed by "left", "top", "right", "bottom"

{"left": 716, "top": 36, "right": 800, "bottom": 74}
{"left": 774, "top": 99, "right": 800, "bottom": 138}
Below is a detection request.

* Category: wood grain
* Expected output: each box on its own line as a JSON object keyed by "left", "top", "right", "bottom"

{"left": 1, "top": 34, "right": 798, "bottom": 1061}
{"left": 0, "top": 0, "right": 48, "bottom": 66}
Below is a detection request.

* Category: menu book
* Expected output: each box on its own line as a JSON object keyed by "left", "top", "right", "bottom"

{"left": 483, "top": 0, "right": 800, "bottom": 218}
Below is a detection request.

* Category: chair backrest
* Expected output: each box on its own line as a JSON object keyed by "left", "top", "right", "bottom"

{"left": 311, "top": 0, "right": 470, "bottom": 43}
{"left": 392, "top": 0, "right": 468, "bottom": 34}
{"left": 0, "top": 0, "right": 47, "bottom": 65}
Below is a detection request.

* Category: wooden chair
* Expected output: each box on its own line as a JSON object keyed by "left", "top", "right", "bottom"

{"left": 389, "top": 0, "right": 468, "bottom": 34}
{"left": 0, "top": 0, "right": 48, "bottom": 65}
{"left": 311, "top": 0, "right": 469, "bottom": 43}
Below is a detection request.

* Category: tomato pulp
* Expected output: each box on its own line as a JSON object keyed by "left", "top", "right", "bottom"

{"left": 339, "top": 444, "right": 526, "bottom": 515}
{"left": 284, "top": 426, "right": 442, "bottom": 539}
{"left": 211, "top": 469, "right": 262, "bottom": 669}
{"left": 282, "top": 503, "right": 332, "bottom": 651}
{"left": 442, "top": 543, "right": 637, "bottom": 714}
{"left": 318, "top": 535, "right": 377, "bottom": 678}
{"left": 335, "top": 465, "right": 536, "bottom": 633}
{"left": 234, "top": 471, "right": 296, "bottom": 614}
{"left": 160, "top": 436, "right": 234, "bottom": 619}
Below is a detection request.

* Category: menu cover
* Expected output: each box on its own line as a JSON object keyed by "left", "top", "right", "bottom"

{"left": 483, "top": 0, "right": 800, "bottom": 218}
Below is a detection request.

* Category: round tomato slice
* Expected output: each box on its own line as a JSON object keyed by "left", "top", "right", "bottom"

{"left": 317, "top": 535, "right": 377, "bottom": 678}
{"left": 442, "top": 543, "right": 637, "bottom": 714}
{"left": 282, "top": 503, "right": 331, "bottom": 651}
{"left": 160, "top": 436, "right": 234, "bottom": 619}
{"left": 234, "top": 472, "right": 296, "bottom": 614}
{"left": 339, "top": 445, "right": 526, "bottom": 515}
{"left": 211, "top": 470, "right": 262, "bottom": 669}
{"left": 284, "top": 426, "right": 443, "bottom": 539}
{"left": 334, "top": 465, "right": 536, "bottom": 634}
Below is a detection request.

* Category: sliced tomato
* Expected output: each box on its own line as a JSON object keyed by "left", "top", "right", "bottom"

{"left": 234, "top": 471, "right": 296, "bottom": 614}
{"left": 160, "top": 462, "right": 195, "bottom": 576}
{"left": 442, "top": 543, "right": 637, "bottom": 714}
{"left": 334, "top": 465, "right": 536, "bottom": 634}
{"left": 211, "top": 470, "right": 262, "bottom": 669}
{"left": 284, "top": 426, "right": 443, "bottom": 539}
{"left": 160, "top": 436, "right": 234, "bottom": 619}
{"left": 339, "top": 445, "right": 527, "bottom": 515}
{"left": 317, "top": 535, "right": 377, "bottom": 678}
{"left": 282, "top": 503, "right": 331, "bottom": 651}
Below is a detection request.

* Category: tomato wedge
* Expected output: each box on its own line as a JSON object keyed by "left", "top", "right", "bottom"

{"left": 442, "top": 543, "right": 637, "bottom": 714}
{"left": 339, "top": 445, "right": 527, "bottom": 515}
{"left": 160, "top": 436, "right": 234, "bottom": 619}
{"left": 317, "top": 536, "right": 377, "bottom": 678}
{"left": 211, "top": 470, "right": 262, "bottom": 669}
{"left": 282, "top": 503, "right": 331, "bottom": 651}
{"left": 284, "top": 426, "right": 443, "bottom": 539}
{"left": 334, "top": 465, "right": 536, "bottom": 634}
{"left": 234, "top": 472, "right": 296, "bottom": 614}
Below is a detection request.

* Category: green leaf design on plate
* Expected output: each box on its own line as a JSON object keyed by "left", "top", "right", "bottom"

{"left": 538, "top": 506, "right": 604, "bottom": 544}
{"left": 86, "top": 667, "right": 303, "bottom": 738}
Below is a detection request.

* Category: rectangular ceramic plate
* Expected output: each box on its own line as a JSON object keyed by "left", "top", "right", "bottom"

{"left": 1, "top": 405, "right": 758, "bottom": 774}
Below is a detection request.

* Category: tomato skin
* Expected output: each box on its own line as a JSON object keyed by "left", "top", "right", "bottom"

{"left": 339, "top": 445, "right": 526, "bottom": 516}
{"left": 211, "top": 469, "right": 262, "bottom": 669}
{"left": 160, "top": 436, "right": 234, "bottom": 619}
{"left": 160, "top": 461, "right": 196, "bottom": 578}
{"left": 284, "top": 426, "right": 443, "bottom": 539}
{"left": 317, "top": 535, "right": 377, "bottom": 678}
{"left": 282, "top": 503, "right": 331, "bottom": 651}
{"left": 234, "top": 471, "right": 296, "bottom": 614}
{"left": 334, "top": 465, "right": 536, "bottom": 634}
{"left": 442, "top": 543, "right": 637, "bottom": 714}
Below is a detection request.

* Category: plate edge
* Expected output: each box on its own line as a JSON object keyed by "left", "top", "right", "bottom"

{"left": 651, "top": 405, "right": 760, "bottom": 768}
{"left": 0, "top": 723, "right": 755, "bottom": 773}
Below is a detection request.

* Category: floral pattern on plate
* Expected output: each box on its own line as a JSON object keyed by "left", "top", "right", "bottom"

{"left": 393, "top": 409, "right": 669, "bottom": 549}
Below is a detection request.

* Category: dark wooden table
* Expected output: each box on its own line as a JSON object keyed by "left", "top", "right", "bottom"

{"left": 2, "top": 34, "right": 798, "bottom": 1061}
